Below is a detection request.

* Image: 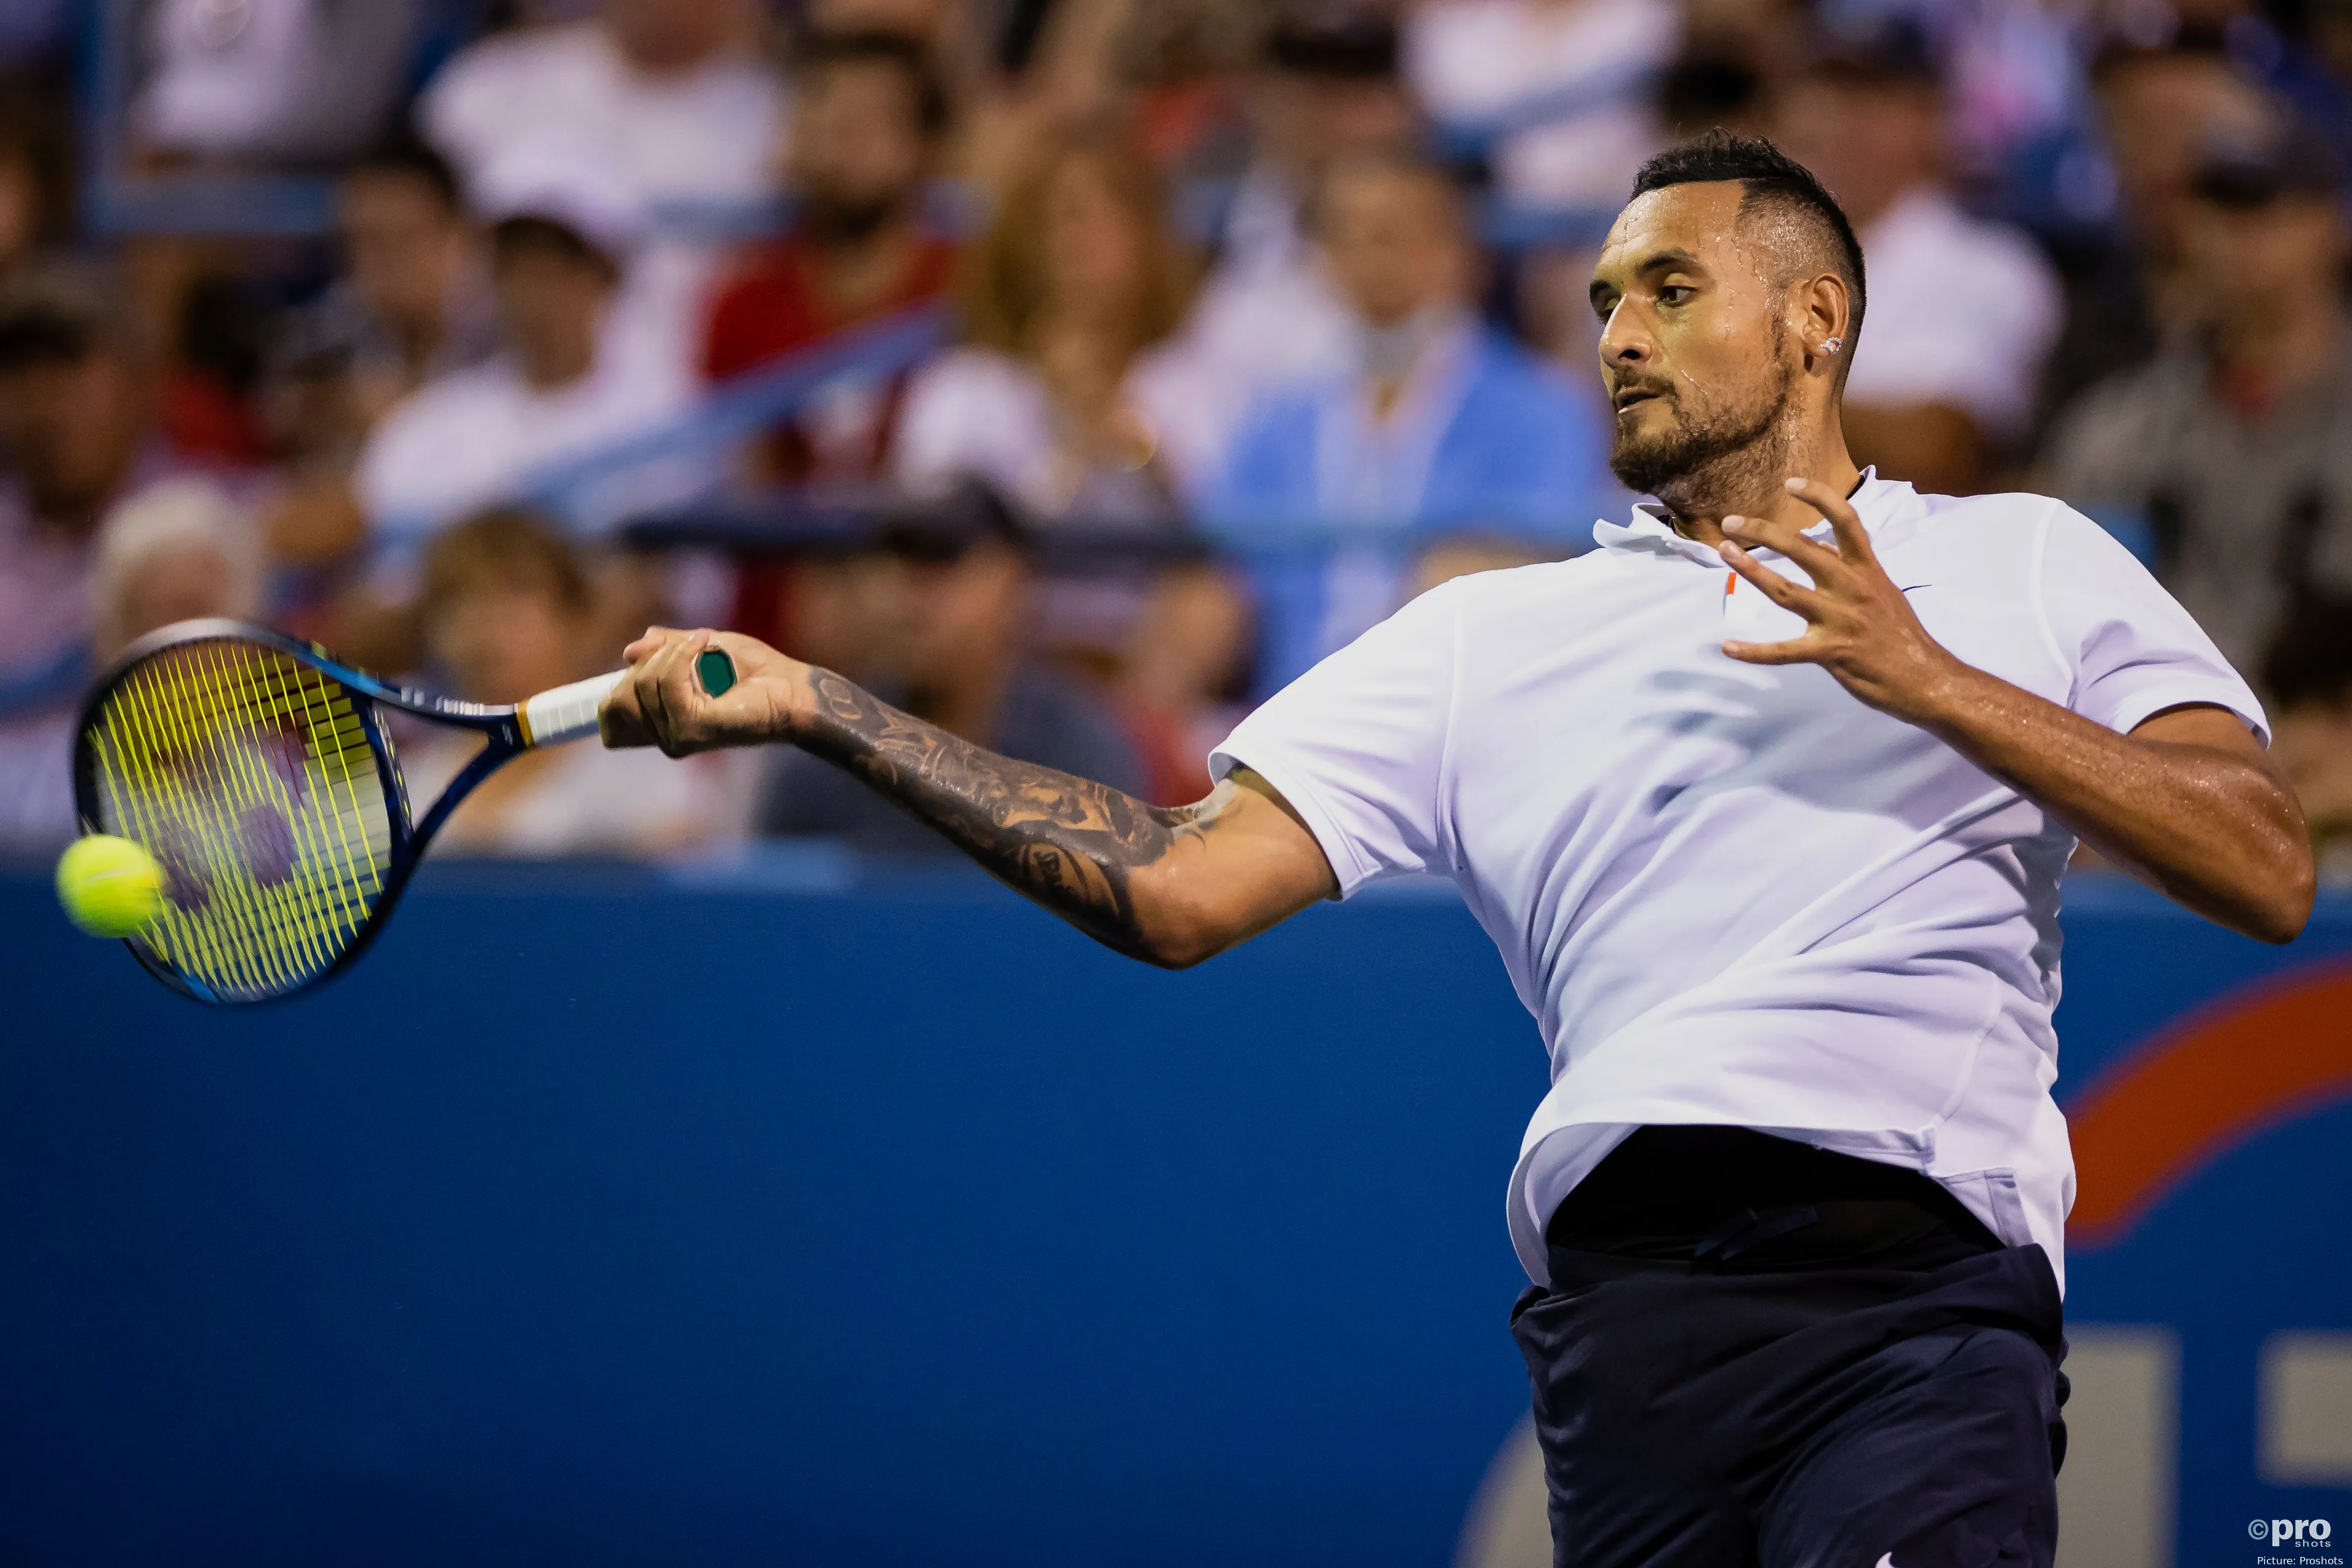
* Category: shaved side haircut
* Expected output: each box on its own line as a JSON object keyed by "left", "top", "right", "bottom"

{"left": 1630, "top": 131, "right": 1868, "bottom": 376}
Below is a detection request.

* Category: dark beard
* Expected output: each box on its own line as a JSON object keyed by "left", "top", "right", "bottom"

{"left": 1608, "top": 356, "right": 1796, "bottom": 519}
{"left": 799, "top": 194, "right": 902, "bottom": 247}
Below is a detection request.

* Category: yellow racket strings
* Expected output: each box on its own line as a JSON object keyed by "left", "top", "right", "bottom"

{"left": 86, "top": 639, "right": 393, "bottom": 1000}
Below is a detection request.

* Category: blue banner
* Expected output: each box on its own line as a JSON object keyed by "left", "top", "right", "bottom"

{"left": 0, "top": 863, "right": 2344, "bottom": 1564}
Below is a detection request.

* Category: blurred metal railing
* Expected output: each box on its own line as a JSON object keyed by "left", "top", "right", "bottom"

{"left": 370, "top": 306, "right": 954, "bottom": 545}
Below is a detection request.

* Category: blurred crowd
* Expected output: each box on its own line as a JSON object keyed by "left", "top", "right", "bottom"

{"left": 1, "top": 0, "right": 2351, "bottom": 876}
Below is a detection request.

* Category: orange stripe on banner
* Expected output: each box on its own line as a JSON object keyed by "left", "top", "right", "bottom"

{"left": 2067, "top": 961, "right": 2352, "bottom": 1247}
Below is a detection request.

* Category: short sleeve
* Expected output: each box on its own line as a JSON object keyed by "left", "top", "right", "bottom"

{"left": 1208, "top": 579, "right": 1460, "bottom": 897}
{"left": 2037, "top": 502, "right": 2270, "bottom": 742}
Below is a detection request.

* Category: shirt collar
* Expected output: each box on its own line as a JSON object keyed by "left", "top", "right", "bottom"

{"left": 1593, "top": 468, "right": 1912, "bottom": 564}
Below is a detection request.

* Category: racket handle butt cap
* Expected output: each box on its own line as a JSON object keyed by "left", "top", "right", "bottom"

{"left": 696, "top": 647, "right": 738, "bottom": 697}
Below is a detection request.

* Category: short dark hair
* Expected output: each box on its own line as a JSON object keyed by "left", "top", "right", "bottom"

{"left": 0, "top": 81, "right": 74, "bottom": 244}
{"left": 0, "top": 262, "right": 140, "bottom": 371}
{"left": 349, "top": 132, "right": 462, "bottom": 210}
{"left": 488, "top": 216, "right": 618, "bottom": 281}
{"left": 792, "top": 29, "right": 952, "bottom": 140}
{"left": 878, "top": 477, "right": 1031, "bottom": 564}
{"left": 1802, "top": 16, "right": 1943, "bottom": 92}
{"left": 1629, "top": 130, "right": 1868, "bottom": 344}
{"left": 1265, "top": 8, "right": 1400, "bottom": 79}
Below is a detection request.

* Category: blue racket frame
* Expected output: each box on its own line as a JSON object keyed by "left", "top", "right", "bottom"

{"left": 74, "top": 619, "right": 552, "bottom": 1006}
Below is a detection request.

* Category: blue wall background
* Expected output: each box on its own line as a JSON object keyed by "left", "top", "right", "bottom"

{"left": 0, "top": 862, "right": 2345, "bottom": 1566}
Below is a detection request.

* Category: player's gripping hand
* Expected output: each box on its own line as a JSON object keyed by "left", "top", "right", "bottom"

{"left": 1716, "top": 476, "right": 1966, "bottom": 723}
{"left": 600, "top": 627, "right": 817, "bottom": 756}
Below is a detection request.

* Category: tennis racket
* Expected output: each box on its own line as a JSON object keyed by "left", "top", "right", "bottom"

{"left": 71, "top": 618, "right": 737, "bottom": 1006}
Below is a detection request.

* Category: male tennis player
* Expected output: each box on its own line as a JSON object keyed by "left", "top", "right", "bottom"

{"left": 603, "top": 133, "right": 2313, "bottom": 1567}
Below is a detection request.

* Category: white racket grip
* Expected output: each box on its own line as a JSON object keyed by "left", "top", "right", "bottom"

{"left": 520, "top": 670, "right": 627, "bottom": 747}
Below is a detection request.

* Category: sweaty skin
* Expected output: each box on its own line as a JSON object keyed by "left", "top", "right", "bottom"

{"left": 1591, "top": 182, "right": 2311, "bottom": 944}
{"left": 601, "top": 626, "right": 1335, "bottom": 968}
{"left": 1719, "top": 478, "right": 2312, "bottom": 943}
{"left": 603, "top": 178, "right": 2312, "bottom": 955}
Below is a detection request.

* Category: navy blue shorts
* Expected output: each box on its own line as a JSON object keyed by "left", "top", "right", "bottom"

{"left": 1510, "top": 1238, "right": 2068, "bottom": 1568}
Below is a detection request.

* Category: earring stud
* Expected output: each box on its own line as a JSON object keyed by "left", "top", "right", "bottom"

{"left": 1820, "top": 337, "right": 1842, "bottom": 355}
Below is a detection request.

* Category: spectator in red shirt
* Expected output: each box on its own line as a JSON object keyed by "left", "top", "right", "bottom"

{"left": 701, "top": 29, "right": 957, "bottom": 655}
{"left": 701, "top": 30, "right": 956, "bottom": 484}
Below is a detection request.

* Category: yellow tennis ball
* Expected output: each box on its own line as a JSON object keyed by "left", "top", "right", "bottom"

{"left": 56, "top": 834, "right": 167, "bottom": 939}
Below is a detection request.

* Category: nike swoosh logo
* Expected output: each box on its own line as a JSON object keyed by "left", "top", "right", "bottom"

{"left": 1876, "top": 1555, "right": 1898, "bottom": 1567}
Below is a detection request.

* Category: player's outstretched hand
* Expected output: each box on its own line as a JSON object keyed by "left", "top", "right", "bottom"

{"left": 600, "top": 627, "right": 815, "bottom": 755}
{"left": 1716, "top": 477, "right": 1966, "bottom": 723}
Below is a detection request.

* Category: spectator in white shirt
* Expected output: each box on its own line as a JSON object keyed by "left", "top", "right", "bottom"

{"left": 402, "top": 508, "right": 736, "bottom": 858}
{"left": 135, "top": 0, "right": 424, "bottom": 164}
{"left": 356, "top": 146, "right": 698, "bottom": 541}
{"left": 1406, "top": 0, "right": 1681, "bottom": 210}
{"left": 1774, "top": 29, "right": 2062, "bottom": 495}
{"left": 421, "top": 0, "right": 781, "bottom": 212}
{"left": 421, "top": 0, "right": 785, "bottom": 386}
{"left": 328, "top": 140, "right": 498, "bottom": 426}
{"left": 261, "top": 139, "right": 499, "bottom": 578}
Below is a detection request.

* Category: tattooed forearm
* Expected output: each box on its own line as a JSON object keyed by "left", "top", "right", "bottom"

{"left": 793, "top": 668, "right": 1231, "bottom": 962}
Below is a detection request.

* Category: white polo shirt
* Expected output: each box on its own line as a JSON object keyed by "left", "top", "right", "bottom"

{"left": 1210, "top": 475, "right": 2265, "bottom": 1292}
